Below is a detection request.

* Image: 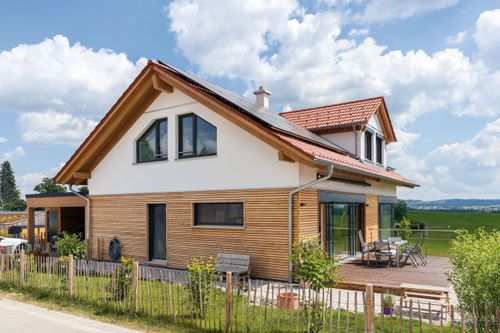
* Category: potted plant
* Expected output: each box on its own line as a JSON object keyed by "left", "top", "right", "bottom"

{"left": 383, "top": 293, "right": 396, "bottom": 315}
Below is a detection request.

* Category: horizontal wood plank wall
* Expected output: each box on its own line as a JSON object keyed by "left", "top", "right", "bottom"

{"left": 364, "top": 195, "right": 379, "bottom": 242}
{"left": 90, "top": 188, "right": 297, "bottom": 280}
{"left": 297, "top": 189, "right": 319, "bottom": 239}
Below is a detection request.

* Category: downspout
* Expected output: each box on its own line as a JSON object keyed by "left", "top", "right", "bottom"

{"left": 288, "top": 163, "right": 334, "bottom": 282}
{"left": 69, "top": 184, "right": 91, "bottom": 259}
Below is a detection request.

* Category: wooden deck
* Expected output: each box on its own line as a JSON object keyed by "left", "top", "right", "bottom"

{"left": 339, "top": 256, "right": 450, "bottom": 288}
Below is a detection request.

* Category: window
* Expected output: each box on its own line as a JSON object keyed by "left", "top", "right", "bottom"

{"left": 364, "top": 131, "right": 373, "bottom": 161}
{"left": 376, "top": 136, "right": 383, "bottom": 164}
{"left": 194, "top": 203, "right": 244, "bottom": 226}
{"left": 136, "top": 118, "right": 168, "bottom": 163}
{"left": 178, "top": 113, "right": 217, "bottom": 158}
{"left": 379, "top": 204, "right": 395, "bottom": 240}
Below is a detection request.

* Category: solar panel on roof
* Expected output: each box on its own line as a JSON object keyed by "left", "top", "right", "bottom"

{"left": 156, "top": 60, "right": 347, "bottom": 154}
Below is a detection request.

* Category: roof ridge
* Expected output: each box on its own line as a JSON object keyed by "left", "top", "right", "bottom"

{"left": 279, "top": 96, "right": 384, "bottom": 115}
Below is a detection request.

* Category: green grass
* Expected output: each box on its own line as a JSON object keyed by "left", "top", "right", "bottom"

{"left": 408, "top": 211, "right": 500, "bottom": 256}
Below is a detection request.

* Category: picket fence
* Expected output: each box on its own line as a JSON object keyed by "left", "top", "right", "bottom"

{"left": 0, "top": 252, "right": 497, "bottom": 333}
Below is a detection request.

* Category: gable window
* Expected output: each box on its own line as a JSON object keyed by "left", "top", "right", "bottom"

{"left": 365, "top": 131, "right": 373, "bottom": 161}
{"left": 136, "top": 118, "right": 168, "bottom": 163}
{"left": 376, "top": 136, "right": 383, "bottom": 164}
{"left": 194, "top": 203, "right": 244, "bottom": 226}
{"left": 178, "top": 113, "right": 217, "bottom": 158}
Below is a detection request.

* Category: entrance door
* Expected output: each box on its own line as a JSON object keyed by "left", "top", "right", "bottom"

{"left": 148, "top": 204, "right": 166, "bottom": 261}
{"left": 325, "top": 203, "right": 364, "bottom": 257}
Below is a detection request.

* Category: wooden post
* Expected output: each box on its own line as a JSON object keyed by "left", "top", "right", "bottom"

{"left": 225, "top": 272, "right": 233, "bottom": 333}
{"left": 19, "top": 250, "right": 26, "bottom": 287}
{"left": 130, "top": 261, "right": 139, "bottom": 313}
{"left": 496, "top": 307, "right": 500, "bottom": 333}
{"left": 365, "top": 284, "right": 375, "bottom": 333}
{"left": 67, "top": 255, "right": 74, "bottom": 296}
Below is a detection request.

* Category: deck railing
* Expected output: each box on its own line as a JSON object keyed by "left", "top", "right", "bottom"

{"left": 0, "top": 252, "right": 497, "bottom": 332}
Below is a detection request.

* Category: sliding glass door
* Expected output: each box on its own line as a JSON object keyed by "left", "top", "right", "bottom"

{"left": 324, "top": 203, "right": 364, "bottom": 257}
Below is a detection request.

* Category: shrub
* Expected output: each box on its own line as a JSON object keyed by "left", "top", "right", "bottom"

{"left": 448, "top": 228, "right": 500, "bottom": 330}
{"left": 397, "top": 217, "right": 412, "bottom": 241}
{"left": 290, "top": 238, "right": 341, "bottom": 333}
{"left": 186, "top": 257, "right": 217, "bottom": 318}
{"left": 55, "top": 232, "right": 85, "bottom": 259}
{"left": 290, "top": 237, "right": 341, "bottom": 292}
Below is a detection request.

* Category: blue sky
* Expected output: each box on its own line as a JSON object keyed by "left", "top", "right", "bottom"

{"left": 0, "top": 0, "right": 499, "bottom": 200}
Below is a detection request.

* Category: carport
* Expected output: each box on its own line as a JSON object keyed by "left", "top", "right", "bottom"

{"left": 25, "top": 193, "right": 87, "bottom": 246}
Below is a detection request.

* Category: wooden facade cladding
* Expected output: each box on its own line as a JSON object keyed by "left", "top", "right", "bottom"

{"left": 90, "top": 188, "right": 320, "bottom": 281}
{"left": 364, "top": 194, "right": 379, "bottom": 243}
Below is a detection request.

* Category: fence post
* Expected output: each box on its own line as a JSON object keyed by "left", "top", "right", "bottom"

{"left": 496, "top": 307, "right": 500, "bottom": 333}
{"left": 225, "top": 272, "right": 233, "bottom": 333}
{"left": 67, "top": 255, "right": 74, "bottom": 296}
{"left": 19, "top": 249, "right": 26, "bottom": 287}
{"left": 365, "top": 284, "right": 375, "bottom": 333}
{"left": 130, "top": 261, "right": 139, "bottom": 313}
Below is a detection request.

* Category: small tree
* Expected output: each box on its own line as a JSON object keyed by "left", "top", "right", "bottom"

{"left": 394, "top": 199, "right": 408, "bottom": 223}
{"left": 0, "top": 161, "right": 21, "bottom": 209}
{"left": 33, "top": 177, "right": 66, "bottom": 194}
{"left": 55, "top": 232, "right": 85, "bottom": 259}
{"left": 290, "top": 238, "right": 341, "bottom": 333}
{"left": 449, "top": 228, "right": 500, "bottom": 330}
{"left": 3, "top": 198, "right": 26, "bottom": 211}
{"left": 398, "top": 216, "right": 412, "bottom": 241}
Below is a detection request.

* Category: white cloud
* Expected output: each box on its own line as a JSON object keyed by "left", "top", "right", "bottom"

{"left": 0, "top": 35, "right": 146, "bottom": 116}
{"left": 358, "top": 0, "right": 459, "bottom": 23}
{"left": 348, "top": 28, "right": 370, "bottom": 37}
{"left": 397, "top": 119, "right": 500, "bottom": 200}
{"left": 167, "top": 2, "right": 500, "bottom": 199}
{"left": 19, "top": 110, "right": 98, "bottom": 145}
{"left": 1, "top": 146, "right": 26, "bottom": 162}
{"left": 446, "top": 30, "right": 467, "bottom": 45}
{"left": 0, "top": 137, "right": 6, "bottom": 143}
{"left": 475, "top": 9, "right": 500, "bottom": 69}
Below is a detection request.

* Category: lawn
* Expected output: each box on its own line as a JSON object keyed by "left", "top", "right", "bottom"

{"left": 407, "top": 210, "right": 500, "bottom": 256}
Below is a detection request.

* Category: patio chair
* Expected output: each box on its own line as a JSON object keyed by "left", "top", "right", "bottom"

{"left": 398, "top": 247, "right": 419, "bottom": 268}
{"left": 404, "top": 234, "right": 427, "bottom": 265}
{"left": 374, "top": 241, "right": 397, "bottom": 268}
{"left": 358, "top": 230, "right": 375, "bottom": 265}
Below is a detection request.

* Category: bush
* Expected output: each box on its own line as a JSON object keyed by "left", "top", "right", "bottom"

{"left": 109, "top": 257, "right": 134, "bottom": 301}
{"left": 55, "top": 232, "right": 85, "bottom": 259}
{"left": 290, "top": 238, "right": 341, "bottom": 333}
{"left": 397, "top": 217, "right": 412, "bottom": 241}
{"left": 448, "top": 228, "right": 500, "bottom": 330}
{"left": 186, "top": 257, "right": 217, "bottom": 318}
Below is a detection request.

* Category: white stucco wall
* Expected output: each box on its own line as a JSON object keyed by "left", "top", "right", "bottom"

{"left": 88, "top": 90, "right": 301, "bottom": 195}
{"left": 321, "top": 131, "right": 356, "bottom": 154}
{"left": 299, "top": 164, "right": 397, "bottom": 197}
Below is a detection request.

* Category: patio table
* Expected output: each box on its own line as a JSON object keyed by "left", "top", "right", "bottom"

{"left": 387, "top": 239, "right": 407, "bottom": 268}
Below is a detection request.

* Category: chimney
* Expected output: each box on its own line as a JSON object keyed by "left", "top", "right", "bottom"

{"left": 253, "top": 86, "right": 271, "bottom": 109}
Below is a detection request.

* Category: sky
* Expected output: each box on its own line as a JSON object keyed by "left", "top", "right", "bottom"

{"left": 0, "top": 0, "right": 499, "bottom": 200}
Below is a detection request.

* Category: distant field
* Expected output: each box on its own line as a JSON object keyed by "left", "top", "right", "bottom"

{"left": 407, "top": 210, "right": 500, "bottom": 256}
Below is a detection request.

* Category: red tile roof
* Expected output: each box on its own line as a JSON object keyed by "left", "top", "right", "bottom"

{"left": 275, "top": 132, "right": 417, "bottom": 187}
{"left": 280, "top": 96, "right": 384, "bottom": 130}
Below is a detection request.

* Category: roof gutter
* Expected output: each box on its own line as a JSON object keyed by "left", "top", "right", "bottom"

{"left": 288, "top": 163, "right": 334, "bottom": 282}
{"left": 69, "top": 185, "right": 91, "bottom": 259}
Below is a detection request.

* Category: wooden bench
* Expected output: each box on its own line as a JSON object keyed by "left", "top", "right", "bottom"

{"left": 400, "top": 283, "right": 450, "bottom": 310}
{"left": 215, "top": 253, "right": 250, "bottom": 282}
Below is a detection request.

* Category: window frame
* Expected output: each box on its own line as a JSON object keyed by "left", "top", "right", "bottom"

{"left": 136, "top": 118, "right": 169, "bottom": 163}
{"left": 178, "top": 113, "right": 217, "bottom": 159}
{"left": 364, "top": 130, "right": 373, "bottom": 161}
{"left": 376, "top": 135, "right": 383, "bottom": 165}
{"left": 193, "top": 202, "right": 244, "bottom": 227}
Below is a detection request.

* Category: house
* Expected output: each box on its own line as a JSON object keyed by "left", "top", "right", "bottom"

{"left": 25, "top": 60, "right": 417, "bottom": 281}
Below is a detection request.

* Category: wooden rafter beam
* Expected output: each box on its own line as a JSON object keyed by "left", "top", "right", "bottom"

{"left": 278, "top": 151, "right": 295, "bottom": 163}
{"left": 152, "top": 74, "right": 174, "bottom": 94}
{"left": 73, "top": 171, "right": 91, "bottom": 180}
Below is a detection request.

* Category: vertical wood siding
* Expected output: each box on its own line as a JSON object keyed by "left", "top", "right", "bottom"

{"left": 364, "top": 194, "right": 379, "bottom": 242}
{"left": 91, "top": 188, "right": 320, "bottom": 281}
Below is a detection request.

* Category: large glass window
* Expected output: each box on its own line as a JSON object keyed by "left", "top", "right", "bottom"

{"left": 365, "top": 131, "right": 373, "bottom": 161}
{"left": 136, "top": 118, "right": 168, "bottom": 163}
{"left": 376, "top": 136, "right": 383, "bottom": 164}
{"left": 194, "top": 203, "right": 243, "bottom": 226}
{"left": 178, "top": 114, "right": 217, "bottom": 158}
{"left": 379, "top": 203, "right": 395, "bottom": 240}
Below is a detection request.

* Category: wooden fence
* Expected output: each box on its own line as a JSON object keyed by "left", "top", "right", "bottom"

{"left": 0, "top": 252, "right": 497, "bottom": 332}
